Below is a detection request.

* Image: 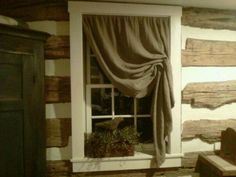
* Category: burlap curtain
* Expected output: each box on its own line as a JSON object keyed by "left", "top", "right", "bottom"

{"left": 83, "top": 15, "right": 174, "bottom": 167}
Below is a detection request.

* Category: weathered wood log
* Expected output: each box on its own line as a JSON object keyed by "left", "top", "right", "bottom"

{"left": 46, "top": 118, "right": 71, "bottom": 147}
{"left": 0, "top": 2, "right": 68, "bottom": 21}
{"left": 0, "top": 0, "right": 67, "bottom": 8}
{"left": 182, "top": 151, "right": 218, "bottom": 168}
{"left": 182, "top": 38, "right": 236, "bottom": 67}
{"left": 71, "top": 168, "right": 197, "bottom": 177}
{"left": 45, "top": 35, "right": 70, "bottom": 59}
{"left": 182, "top": 7, "right": 236, "bottom": 31}
{"left": 182, "top": 80, "right": 236, "bottom": 109}
{"left": 47, "top": 160, "right": 72, "bottom": 177}
{"left": 220, "top": 128, "right": 236, "bottom": 165}
{"left": 182, "top": 119, "right": 236, "bottom": 143}
{"left": 45, "top": 76, "right": 71, "bottom": 103}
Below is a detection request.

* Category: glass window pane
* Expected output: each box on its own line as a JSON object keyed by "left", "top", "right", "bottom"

{"left": 114, "top": 89, "right": 134, "bottom": 115}
{"left": 137, "top": 117, "right": 153, "bottom": 143}
{"left": 137, "top": 96, "right": 152, "bottom": 115}
{"left": 117, "top": 118, "right": 134, "bottom": 129}
{"left": 92, "top": 118, "right": 112, "bottom": 132}
{"left": 90, "top": 57, "right": 110, "bottom": 84}
{"left": 91, "top": 88, "right": 112, "bottom": 116}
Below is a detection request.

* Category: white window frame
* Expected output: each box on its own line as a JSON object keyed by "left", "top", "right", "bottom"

{"left": 69, "top": 1, "right": 182, "bottom": 172}
{"left": 86, "top": 45, "right": 152, "bottom": 135}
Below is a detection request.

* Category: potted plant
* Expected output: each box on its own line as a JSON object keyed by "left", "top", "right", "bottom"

{"left": 85, "top": 118, "right": 139, "bottom": 158}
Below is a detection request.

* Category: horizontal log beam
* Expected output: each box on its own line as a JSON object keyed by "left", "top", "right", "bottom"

{"left": 47, "top": 160, "right": 72, "bottom": 177}
{"left": 182, "top": 151, "right": 218, "bottom": 168}
{"left": 71, "top": 168, "right": 196, "bottom": 177}
{"left": 182, "top": 119, "right": 236, "bottom": 143}
{"left": 0, "top": 2, "right": 68, "bottom": 21}
{"left": 182, "top": 80, "right": 236, "bottom": 109}
{"left": 182, "top": 38, "right": 236, "bottom": 67}
{"left": 182, "top": 7, "right": 236, "bottom": 31}
{"left": 0, "top": 0, "right": 67, "bottom": 8}
{"left": 45, "top": 35, "right": 70, "bottom": 59}
{"left": 46, "top": 118, "right": 71, "bottom": 147}
{"left": 45, "top": 76, "right": 71, "bottom": 103}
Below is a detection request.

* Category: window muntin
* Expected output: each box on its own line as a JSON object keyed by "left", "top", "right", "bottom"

{"left": 85, "top": 43, "right": 154, "bottom": 147}
{"left": 69, "top": 2, "right": 182, "bottom": 171}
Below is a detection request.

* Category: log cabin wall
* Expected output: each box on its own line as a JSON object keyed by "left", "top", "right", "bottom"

{"left": 181, "top": 7, "right": 236, "bottom": 168}
{"left": 1, "top": 3, "right": 236, "bottom": 176}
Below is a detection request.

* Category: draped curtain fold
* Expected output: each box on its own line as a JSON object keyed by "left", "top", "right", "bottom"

{"left": 83, "top": 15, "right": 174, "bottom": 167}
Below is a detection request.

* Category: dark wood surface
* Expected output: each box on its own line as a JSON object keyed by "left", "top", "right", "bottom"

{"left": 0, "top": 24, "right": 48, "bottom": 177}
{"left": 197, "top": 154, "right": 236, "bottom": 177}
{"left": 45, "top": 35, "right": 70, "bottom": 59}
{"left": 0, "top": 1, "right": 68, "bottom": 21}
{"left": 45, "top": 76, "right": 70, "bottom": 103}
{"left": 220, "top": 128, "right": 236, "bottom": 165}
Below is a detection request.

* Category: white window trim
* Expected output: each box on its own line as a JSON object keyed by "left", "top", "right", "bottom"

{"left": 69, "top": 1, "right": 182, "bottom": 172}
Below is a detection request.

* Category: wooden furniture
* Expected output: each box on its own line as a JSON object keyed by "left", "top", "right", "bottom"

{"left": 0, "top": 24, "right": 48, "bottom": 177}
{"left": 197, "top": 154, "right": 236, "bottom": 177}
{"left": 220, "top": 128, "right": 236, "bottom": 165}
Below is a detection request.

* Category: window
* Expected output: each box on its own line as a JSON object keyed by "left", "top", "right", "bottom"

{"left": 85, "top": 46, "right": 154, "bottom": 146}
{"left": 69, "top": 1, "right": 182, "bottom": 172}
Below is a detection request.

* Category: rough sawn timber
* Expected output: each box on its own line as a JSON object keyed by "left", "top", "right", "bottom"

{"left": 0, "top": 2, "right": 68, "bottom": 21}
{"left": 45, "top": 35, "right": 70, "bottom": 59}
{"left": 182, "top": 7, "right": 236, "bottom": 31}
{"left": 47, "top": 160, "right": 72, "bottom": 177}
{"left": 45, "top": 76, "right": 71, "bottom": 103}
{"left": 182, "top": 119, "right": 236, "bottom": 143}
{"left": 182, "top": 80, "right": 236, "bottom": 109}
{"left": 182, "top": 38, "right": 236, "bottom": 67}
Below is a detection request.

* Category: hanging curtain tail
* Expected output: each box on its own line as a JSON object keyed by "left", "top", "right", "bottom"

{"left": 83, "top": 15, "right": 174, "bottom": 167}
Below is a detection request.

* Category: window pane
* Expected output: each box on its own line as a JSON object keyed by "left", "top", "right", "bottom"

{"left": 137, "top": 117, "right": 153, "bottom": 143}
{"left": 91, "top": 88, "right": 112, "bottom": 115}
{"left": 114, "top": 89, "right": 134, "bottom": 115}
{"left": 137, "top": 96, "right": 152, "bottom": 115}
{"left": 92, "top": 118, "right": 112, "bottom": 132}
{"left": 90, "top": 57, "right": 110, "bottom": 84}
{"left": 117, "top": 118, "right": 134, "bottom": 129}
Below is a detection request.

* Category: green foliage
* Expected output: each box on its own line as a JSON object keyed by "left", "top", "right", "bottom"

{"left": 85, "top": 126, "right": 139, "bottom": 158}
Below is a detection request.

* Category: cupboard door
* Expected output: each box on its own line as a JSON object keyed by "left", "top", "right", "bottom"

{"left": 0, "top": 51, "right": 34, "bottom": 177}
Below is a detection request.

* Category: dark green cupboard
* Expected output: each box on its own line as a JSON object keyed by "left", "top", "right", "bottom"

{"left": 0, "top": 24, "right": 48, "bottom": 177}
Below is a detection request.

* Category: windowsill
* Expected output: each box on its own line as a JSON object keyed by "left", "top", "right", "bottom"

{"left": 69, "top": 1, "right": 182, "bottom": 173}
{"left": 71, "top": 152, "right": 183, "bottom": 172}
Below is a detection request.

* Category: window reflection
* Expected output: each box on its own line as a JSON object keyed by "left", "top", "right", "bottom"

{"left": 114, "top": 89, "right": 134, "bottom": 115}
{"left": 91, "top": 88, "right": 112, "bottom": 115}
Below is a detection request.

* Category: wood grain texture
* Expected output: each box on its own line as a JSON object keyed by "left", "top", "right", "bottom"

{"left": 182, "top": 80, "right": 236, "bottom": 109}
{"left": 197, "top": 154, "right": 236, "bottom": 176}
{"left": 182, "top": 151, "right": 218, "bottom": 168}
{"left": 45, "top": 76, "right": 70, "bottom": 103}
{"left": 46, "top": 118, "right": 71, "bottom": 147}
{"left": 47, "top": 160, "right": 71, "bottom": 177}
{"left": 0, "top": 0, "right": 67, "bottom": 8}
{"left": 0, "top": 2, "right": 68, "bottom": 21}
{"left": 45, "top": 35, "right": 70, "bottom": 59}
{"left": 220, "top": 128, "right": 236, "bottom": 165}
{"left": 182, "top": 119, "right": 236, "bottom": 143}
{"left": 182, "top": 38, "right": 236, "bottom": 67}
{"left": 182, "top": 7, "right": 236, "bottom": 31}
{"left": 71, "top": 168, "right": 198, "bottom": 177}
